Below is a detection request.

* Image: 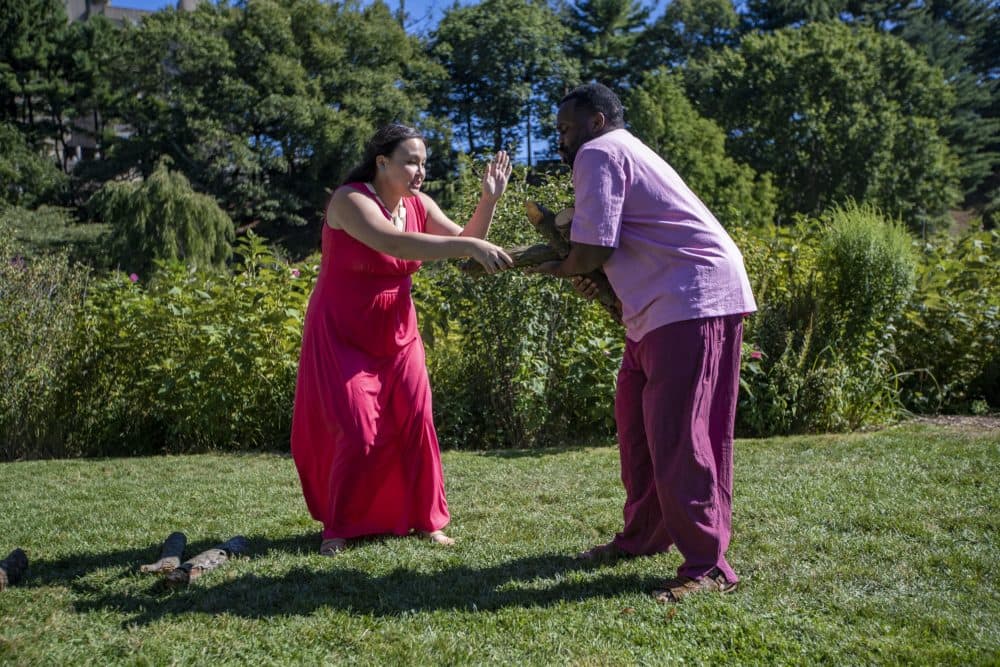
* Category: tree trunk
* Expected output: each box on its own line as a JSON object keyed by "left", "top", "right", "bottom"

{"left": 526, "top": 106, "right": 533, "bottom": 167}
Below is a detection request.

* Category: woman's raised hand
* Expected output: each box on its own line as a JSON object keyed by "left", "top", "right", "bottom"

{"left": 481, "top": 151, "right": 512, "bottom": 202}
{"left": 470, "top": 238, "right": 513, "bottom": 275}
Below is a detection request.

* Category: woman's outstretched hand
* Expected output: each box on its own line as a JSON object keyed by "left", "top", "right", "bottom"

{"left": 470, "top": 238, "right": 513, "bottom": 275}
{"left": 482, "top": 151, "right": 512, "bottom": 202}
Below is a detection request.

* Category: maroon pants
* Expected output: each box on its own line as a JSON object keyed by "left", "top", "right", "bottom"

{"left": 612, "top": 314, "right": 743, "bottom": 582}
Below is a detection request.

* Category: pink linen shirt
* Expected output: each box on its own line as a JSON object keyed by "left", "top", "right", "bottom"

{"left": 570, "top": 129, "right": 757, "bottom": 342}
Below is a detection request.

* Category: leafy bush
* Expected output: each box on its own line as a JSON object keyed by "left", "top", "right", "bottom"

{"left": 0, "top": 204, "right": 111, "bottom": 267}
{"left": 0, "top": 219, "right": 91, "bottom": 460}
{"left": 737, "top": 203, "right": 916, "bottom": 435}
{"left": 57, "top": 233, "right": 313, "bottom": 456}
{"left": 815, "top": 202, "right": 917, "bottom": 352}
{"left": 898, "top": 227, "right": 1000, "bottom": 411}
{"left": 90, "top": 158, "right": 234, "bottom": 275}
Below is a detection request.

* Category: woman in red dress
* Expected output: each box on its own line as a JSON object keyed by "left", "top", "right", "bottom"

{"left": 291, "top": 124, "right": 512, "bottom": 555}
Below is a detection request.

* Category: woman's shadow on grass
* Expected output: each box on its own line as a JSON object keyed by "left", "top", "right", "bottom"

{"left": 35, "top": 533, "right": 661, "bottom": 626}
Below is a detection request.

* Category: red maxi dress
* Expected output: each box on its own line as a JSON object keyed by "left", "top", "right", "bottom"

{"left": 291, "top": 183, "right": 450, "bottom": 540}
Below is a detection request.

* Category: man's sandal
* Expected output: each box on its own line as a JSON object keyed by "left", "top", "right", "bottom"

{"left": 319, "top": 538, "right": 347, "bottom": 556}
{"left": 574, "top": 541, "right": 635, "bottom": 564}
{"left": 652, "top": 568, "right": 738, "bottom": 603}
{"left": 420, "top": 530, "right": 455, "bottom": 546}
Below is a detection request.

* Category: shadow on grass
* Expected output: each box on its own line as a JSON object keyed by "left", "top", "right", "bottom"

{"left": 26, "top": 533, "right": 659, "bottom": 625}
{"left": 18, "top": 533, "right": 316, "bottom": 588}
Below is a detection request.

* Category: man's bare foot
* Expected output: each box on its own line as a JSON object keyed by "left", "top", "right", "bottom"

{"left": 420, "top": 530, "right": 455, "bottom": 546}
{"left": 319, "top": 538, "right": 346, "bottom": 556}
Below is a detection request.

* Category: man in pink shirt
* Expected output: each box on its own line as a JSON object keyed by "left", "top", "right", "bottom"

{"left": 533, "top": 83, "right": 757, "bottom": 602}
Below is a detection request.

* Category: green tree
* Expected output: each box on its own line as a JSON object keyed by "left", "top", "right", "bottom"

{"left": 893, "top": 1, "right": 999, "bottom": 201}
{"left": 741, "top": 1, "right": 999, "bottom": 206}
{"left": 625, "top": 69, "right": 777, "bottom": 227}
{"left": 91, "top": 158, "right": 234, "bottom": 274}
{"left": 561, "top": 0, "right": 651, "bottom": 86}
{"left": 58, "top": 17, "right": 124, "bottom": 167}
{"left": 0, "top": 122, "right": 65, "bottom": 207}
{"left": 0, "top": 0, "right": 65, "bottom": 129}
{"left": 430, "top": 0, "right": 576, "bottom": 163}
{"left": 0, "top": 0, "right": 72, "bottom": 176}
{"left": 640, "top": 0, "right": 740, "bottom": 66}
{"left": 102, "top": 0, "right": 437, "bottom": 234}
{"left": 690, "top": 22, "right": 960, "bottom": 227}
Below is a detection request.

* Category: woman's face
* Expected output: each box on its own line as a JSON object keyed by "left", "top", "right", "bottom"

{"left": 377, "top": 138, "right": 426, "bottom": 197}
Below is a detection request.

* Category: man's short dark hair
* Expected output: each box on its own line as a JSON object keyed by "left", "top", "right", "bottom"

{"left": 560, "top": 83, "right": 625, "bottom": 127}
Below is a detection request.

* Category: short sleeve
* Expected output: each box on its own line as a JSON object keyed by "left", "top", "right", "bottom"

{"left": 569, "top": 145, "right": 626, "bottom": 248}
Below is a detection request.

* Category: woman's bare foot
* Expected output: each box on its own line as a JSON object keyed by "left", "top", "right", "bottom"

{"left": 319, "top": 538, "right": 346, "bottom": 556}
{"left": 420, "top": 530, "right": 455, "bottom": 546}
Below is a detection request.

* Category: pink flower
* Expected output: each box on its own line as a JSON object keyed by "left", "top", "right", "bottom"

{"left": 749, "top": 350, "right": 763, "bottom": 360}
{"left": 291, "top": 268, "right": 301, "bottom": 278}
{"left": 129, "top": 273, "right": 139, "bottom": 283}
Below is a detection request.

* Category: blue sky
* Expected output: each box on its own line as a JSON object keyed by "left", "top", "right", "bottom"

{"left": 114, "top": 0, "right": 455, "bottom": 34}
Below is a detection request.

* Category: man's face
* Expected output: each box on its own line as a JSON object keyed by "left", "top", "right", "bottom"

{"left": 556, "top": 100, "right": 597, "bottom": 167}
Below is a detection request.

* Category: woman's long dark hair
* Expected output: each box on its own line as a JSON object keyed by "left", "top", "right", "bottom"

{"left": 342, "top": 124, "right": 425, "bottom": 185}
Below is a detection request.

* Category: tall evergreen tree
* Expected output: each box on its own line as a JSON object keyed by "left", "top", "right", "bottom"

{"left": 893, "top": 1, "right": 999, "bottom": 200}
{"left": 640, "top": 0, "right": 740, "bottom": 67}
{"left": 560, "top": 0, "right": 651, "bottom": 86}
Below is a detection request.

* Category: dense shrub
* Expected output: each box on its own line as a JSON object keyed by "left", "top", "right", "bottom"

{"left": 57, "top": 233, "right": 312, "bottom": 457}
{"left": 5, "top": 167, "right": 996, "bottom": 459}
{"left": 0, "top": 218, "right": 91, "bottom": 460}
{"left": 0, "top": 204, "right": 111, "bottom": 267}
{"left": 898, "top": 227, "right": 1000, "bottom": 411}
{"left": 737, "top": 203, "right": 917, "bottom": 435}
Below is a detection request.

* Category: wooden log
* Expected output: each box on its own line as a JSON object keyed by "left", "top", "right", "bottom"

{"left": 525, "top": 202, "right": 622, "bottom": 325}
{"left": 525, "top": 201, "right": 570, "bottom": 256}
{"left": 140, "top": 531, "right": 187, "bottom": 574}
{"left": 0, "top": 548, "right": 27, "bottom": 591}
{"left": 163, "top": 536, "right": 248, "bottom": 588}
{"left": 461, "top": 201, "right": 623, "bottom": 324}
{"left": 461, "top": 243, "right": 561, "bottom": 276}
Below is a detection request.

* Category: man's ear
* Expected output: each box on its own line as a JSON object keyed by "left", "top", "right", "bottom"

{"left": 591, "top": 111, "right": 607, "bottom": 133}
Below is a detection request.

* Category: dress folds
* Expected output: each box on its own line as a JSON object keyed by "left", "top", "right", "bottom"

{"left": 291, "top": 183, "right": 450, "bottom": 540}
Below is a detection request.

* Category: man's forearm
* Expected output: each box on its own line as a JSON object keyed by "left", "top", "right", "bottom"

{"left": 553, "top": 242, "right": 615, "bottom": 277}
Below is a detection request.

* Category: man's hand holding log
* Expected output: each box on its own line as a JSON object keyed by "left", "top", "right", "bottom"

{"left": 461, "top": 201, "right": 623, "bottom": 324}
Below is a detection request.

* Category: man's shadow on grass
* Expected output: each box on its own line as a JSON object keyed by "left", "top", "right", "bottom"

{"left": 30, "top": 533, "right": 662, "bottom": 626}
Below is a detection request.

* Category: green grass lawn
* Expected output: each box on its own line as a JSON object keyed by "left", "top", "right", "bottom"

{"left": 1, "top": 423, "right": 997, "bottom": 665}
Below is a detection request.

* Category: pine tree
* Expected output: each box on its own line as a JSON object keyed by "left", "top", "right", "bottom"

{"left": 561, "top": 0, "right": 652, "bottom": 87}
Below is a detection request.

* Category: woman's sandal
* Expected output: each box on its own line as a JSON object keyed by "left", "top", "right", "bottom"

{"left": 420, "top": 530, "right": 455, "bottom": 546}
{"left": 652, "top": 568, "right": 739, "bottom": 603}
{"left": 319, "top": 538, "right": 347, "bottom": 556}
{"left": 575, "top": 541, "right": 634, "bottom": 564}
